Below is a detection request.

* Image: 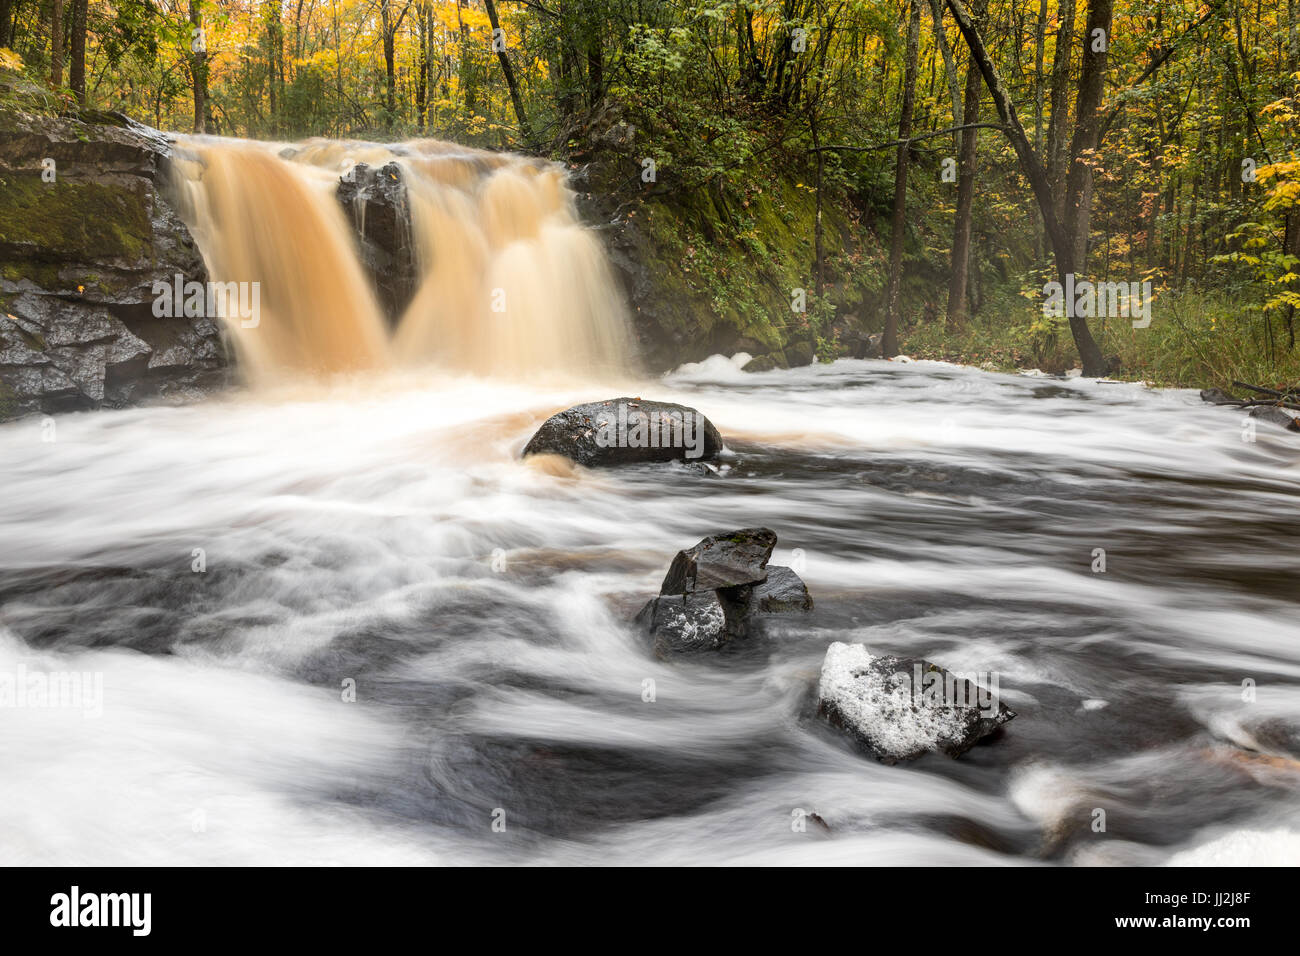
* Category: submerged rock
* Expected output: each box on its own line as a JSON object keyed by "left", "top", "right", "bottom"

{"left": 1199, "top": 387, "right": 1239, "bottom": 405}
{"left": 817, "top": 642, "right": 1015, "bottom": 763}
{"left": 1247, "top": 405, "right": 1300, "bottom": 432}
{"left": 635, "top": 592, "right": 727, "bottom": 656}
{"left": 522, "top": 397, "right": 723, "bottom": 467}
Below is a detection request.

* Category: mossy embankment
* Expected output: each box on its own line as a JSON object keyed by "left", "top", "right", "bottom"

{"left": 0, "top": 79, "right": 228, "bottom": 419}
{"left": 574, "top": 121, "right": 888, "bottom": 372}
{"left": 0, "top": 173, "right": 153, "bottom": 264}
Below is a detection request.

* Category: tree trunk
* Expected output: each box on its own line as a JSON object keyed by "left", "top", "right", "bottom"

{"left": 0, "top": 0, "right": 13, "bottom": 49}
{"left": 265, "top": 1, "right": 283, "bottom": 135}
{"left": 1045, "top": 0, "right": 1077, "bottom": 230}
{"left": 1031, "top": 0, "right": 1048, "bottom": 255}
{"left": 947, "top": 49, "right": 982, "bottom": 329}
{"left": 425, "top": 2, "right": 436, "bottom": 123}
{"left": 1061, "top": 0, "right": 1113, "bottom": 270}
{"left": 416, "top": 6, "right": 427, "bottom": 132}
{"left": 946, "top": 0, "right": 1107, "bottom": 376}
{"left": 68, "top": 0, "right": 86, "bottom": 102}
{"left": 331, "top": 0, "right": 343, "bottom": 134}
{"left": 190, "top": 0, "right": 208, "bottom": 133}
{"left": 1033, "top": 0, "right": 1047, "bottom": 152}
{"left": 381, "top": 0, "right": 397, "bottom": 128}
{"left": 928, "top": 0, "right": 962, "bottom": 127}
{"left": 50, "top": 0, "right": 63, "bottom": 88}
{"left": 457, "top": 2, "right": 477, "bottom": 117}
{"left": 483, "top": 0, "right": 535, "bottom": 148}
{"left": 883, "top": 0, "right": 923, "bottom": 358}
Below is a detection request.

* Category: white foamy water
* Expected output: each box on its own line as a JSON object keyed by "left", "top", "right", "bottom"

{"left": 2, "top": 358, "right": 1299, "bottom": 864}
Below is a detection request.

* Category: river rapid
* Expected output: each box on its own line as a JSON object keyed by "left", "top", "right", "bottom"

{"left": 2, "top": 355, "right": 1299, "bottom": 865}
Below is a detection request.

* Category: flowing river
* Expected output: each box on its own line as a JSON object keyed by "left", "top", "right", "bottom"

{"left": 2, "top": 134, "right": 1298, "bottom": 865}
{"left": 3, "top": 356, "right": 1300, "bottom": 865}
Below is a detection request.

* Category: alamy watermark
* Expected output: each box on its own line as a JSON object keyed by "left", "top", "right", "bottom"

{"left": 594, "top": 402, "right": 707, "bottom": 459}
{"left": 50, "top": 886, "right": 150, "bottom": 936}
{"left": 152, "top": 274, "right": 260, "bottom": 328}
{"left": 0, "top": 664, "right": 103, "bottom": 717}
{"left": 1043, "top": 274, "right": 1153, "bottom": 328}
{"left": 905, "top": 664, "right": 1001, "bottom": 718}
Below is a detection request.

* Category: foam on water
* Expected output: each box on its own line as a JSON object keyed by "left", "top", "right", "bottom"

{"left": 2, "top": 357, "right": 1299, "bottom": 863}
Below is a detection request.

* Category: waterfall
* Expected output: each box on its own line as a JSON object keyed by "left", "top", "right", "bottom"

{"left": 168, "top": 136, "right": 631, "bottom": 382}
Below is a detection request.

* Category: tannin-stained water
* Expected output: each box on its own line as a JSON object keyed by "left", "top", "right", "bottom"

{"left": 168, "top": 136, "right": 630, "bottom": 382}
{"left": 2, "top": 356, "right": 1299, "bottom": 865}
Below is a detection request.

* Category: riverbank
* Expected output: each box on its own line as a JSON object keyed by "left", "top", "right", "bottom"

{"left": 902, "top": 288, "right": 1300, "bottom": 390}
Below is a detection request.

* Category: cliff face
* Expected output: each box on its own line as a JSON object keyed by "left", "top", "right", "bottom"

{"left": 0, "top": 108, "right": 228, "bottom": 420}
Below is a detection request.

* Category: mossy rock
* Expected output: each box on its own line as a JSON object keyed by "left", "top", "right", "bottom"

{"left": 0, "top": 171, "right": 152, "bottom": 263}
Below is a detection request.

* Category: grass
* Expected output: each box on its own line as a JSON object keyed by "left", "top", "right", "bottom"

{"left": 901, "top": 288, "right": 1300, "bottom": 390}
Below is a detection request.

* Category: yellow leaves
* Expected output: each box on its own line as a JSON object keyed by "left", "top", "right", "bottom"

{"left": 1262, "top": 180, "right": 1300, "bottom": 214}
{"left": 0, "top": 47, "right": 22, "bottom": 72}
{"left": 1256, "top": 159, "right": 1300, "bottom": 183}
{"left": 1261, "top": 99, "right": 1298, "bottom": 122}
{"left": 297, "top": 48, "right": 339, "bottom": 72}
{"left": 1256, "top": 159, "right": 1300, "bottom": 213}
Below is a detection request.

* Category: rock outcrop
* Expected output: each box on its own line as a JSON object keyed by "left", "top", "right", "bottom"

{"left": 636, "top": 528, "right": 813, "bottom": 655}
{"left": 335, "top": 161, "right": 419, "bottom": 324}
{"left": 0, "top": 108, "right": 227, "bottom": 419}
{"left": 522, "top": 397, "right": 724, "bottom": 466}
{"left": 817, "top": 642, "right": 1015, "bottom": 763}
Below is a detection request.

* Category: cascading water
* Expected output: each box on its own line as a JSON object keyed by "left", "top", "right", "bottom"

{"left": 168, "top": 136, "right": 631, "bottom": 382}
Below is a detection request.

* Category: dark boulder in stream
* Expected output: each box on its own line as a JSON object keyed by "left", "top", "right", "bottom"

{"left": 335, "top": 161, "right": 419, "bottom": 323}
{"left": 754, "top": 565, "right": 814, "bottom": 612}
{"left": 522, "top": 397, "right": 724, "bottom": 467}
{"left": 635, "top": 591, "right": 727, "bottom": 656}
{"left": 817, "top": 642, "right": 1015, "bottom": 763}
{"left": 660, "top": 527, "right": 776, "bottom": 594}
{"left": 637, "top": 528, "right": 813, "bottom": 655}
{"left": 1199, "top": 387, "right": 1239, "bottom": 406}
{"left": 1247, "top": 405, "right": 1300, "bottom": 432}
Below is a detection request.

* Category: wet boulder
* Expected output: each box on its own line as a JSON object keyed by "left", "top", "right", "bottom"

{"left": 660, "top": 527, "right": 776, "bottom": 595}
{"left": 754, "top": 565, "right": 814, "bottom": 613}
{"left": 635, "top": 591, "right": 727, "bottom": 656}
{"left": 817, "top": 642, "right": 1015, "bottom": 764}
{"left": 1247, "top": 405, "right": 1300, "bottom": 432}
{"left": 522, "top": 397, "right": 723, "bottom": 467}
{"left": 1199, "top": 387, "right": 1239, "bottom": 405}
{"left": 336, "top": 161, "right": 419, "bottom": 323}
{"left": 636, "top": 528, "right": 814, "bottom": 652}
